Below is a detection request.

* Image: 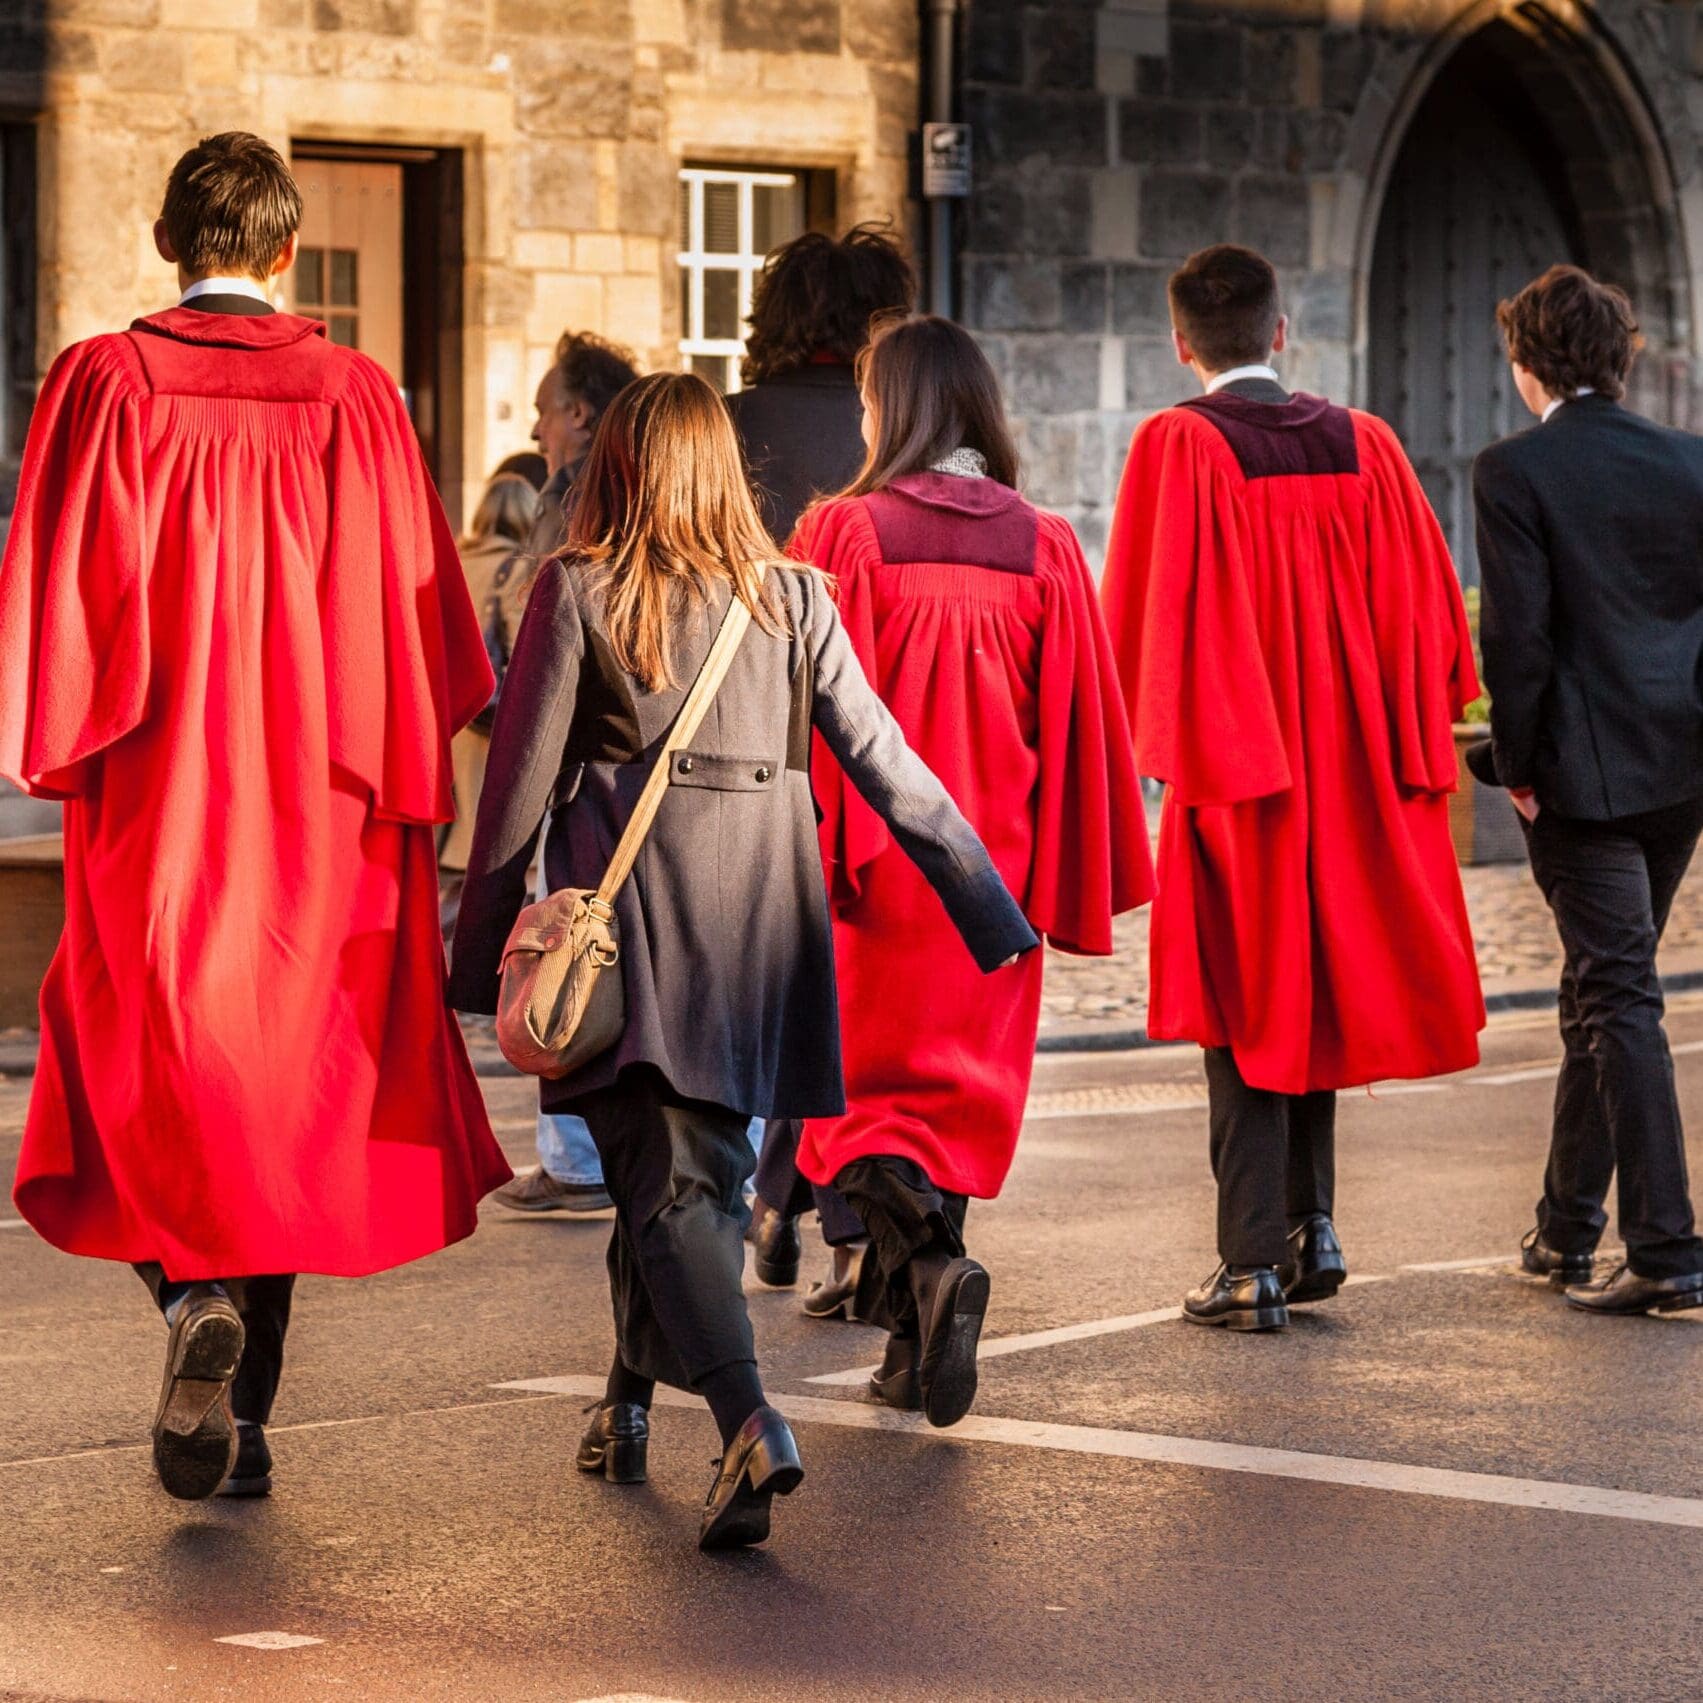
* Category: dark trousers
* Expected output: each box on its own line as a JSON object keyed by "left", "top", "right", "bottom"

{"left": 566, "top": 1067, "right": 758, "bottom": 1392}
{"left": 1204, "top": 1048, "right": 1335, "bottom": 1268}
{"left": 754, "top": 1117, "right": 868, "bottom": 1245}
{"left": 835, "top": 1155, "right": 968, "bottom": 1337}
{"left": 134, "top": 1264, "right": 296, "bottom": 1426}
{"left": 1525, "top": 796, "right": 1703, "bottom": 1280}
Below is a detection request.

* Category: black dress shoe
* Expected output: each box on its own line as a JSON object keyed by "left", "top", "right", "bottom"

{"left": 915, "top": 1256, "right": 990, "bottom": 1429}
{"left": 1564, "top": 1263, "right": 1703, "bottom": 1316}
{"left": 1521, "top": 1226, "right": 1595, "bottom": 1287}
{"left": 801, "top": 1242, "right": 869, "bottom": 1320}
{"left": 215, "top": 1420, "right": 273, "bottom": 1498}
{"left": 152, "top": 1284, "right": 245, "bottom": 1501}
{"left": 698, "top": 1406, "right": 804, "bottom": 1552}
{"left": 1278, "top": 1214, "right": 1347, "bottom": 1304}
{"left": 748, "top": 1200, "right": 802, "bottom": 1288}
{"left": 1183, "top": 1264, "right": 1289, "bottom": 1332}
{"left": 869, "top": 1333, "right": 922, "bottom": 1411}
{"left": 575, "top": 1401, "right": 650, "bottom": 1484}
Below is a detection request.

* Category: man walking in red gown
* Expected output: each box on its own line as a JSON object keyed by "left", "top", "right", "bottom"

{"left": 1102, "top": 245, "right": 1484, "bottom": 1331}
{"left": 0, "top": 134, "right": 507, "bottom": 1497}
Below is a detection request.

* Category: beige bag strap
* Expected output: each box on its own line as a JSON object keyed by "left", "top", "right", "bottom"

{"left": 593, "top": 572, "right": 764, "bottom": 909}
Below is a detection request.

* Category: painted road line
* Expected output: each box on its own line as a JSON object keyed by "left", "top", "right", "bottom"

{"left": 214, "top": 1633, "right": 324, "bottom": 1650}
{"left": 804, "top": 1275, "right": 1395, "bottom": 1387}
{"left": 0, "top": 1219, "right": 30, "bottom": 1230}
{"left": 1476, "top": 1037, "right": 1703, "bottom": 1089}
{"left": 497, "top": 1375, "right": 1703, "bottom": 1532}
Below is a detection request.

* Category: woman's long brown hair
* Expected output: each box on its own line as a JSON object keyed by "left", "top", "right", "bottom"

{"left": 564, "top": 371, "right": 788, "bottom": 692}
{"left": 840, "top": 314, "right": 1021, "bottom": 498}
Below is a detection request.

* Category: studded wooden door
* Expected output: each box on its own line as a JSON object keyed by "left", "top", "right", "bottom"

{"left": 1368, "top": 68, "right": 1578, "bottom": 586}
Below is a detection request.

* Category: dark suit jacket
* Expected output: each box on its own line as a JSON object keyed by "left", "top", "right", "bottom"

{"left": 1472, "top": 394, "right": 1703, "bottom": 819}
{"left": 725, "top": 363, "right": 864, "bottom": 543}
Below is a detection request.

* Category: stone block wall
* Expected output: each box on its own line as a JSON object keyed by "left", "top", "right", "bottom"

{"left": 959, "top": 0, "right": 1703, "bottom": 564}
{"left": 0, "top": 0, "right": 917, "bottom": 515}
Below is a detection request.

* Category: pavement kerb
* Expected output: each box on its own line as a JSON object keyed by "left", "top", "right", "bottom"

{"left": 6, "top": 964, "right": 1703, "bottom": 1080}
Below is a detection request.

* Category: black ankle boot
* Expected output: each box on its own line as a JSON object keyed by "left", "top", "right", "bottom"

{"left": 576, "top": 1402, "right": 650, "bottom": 1485}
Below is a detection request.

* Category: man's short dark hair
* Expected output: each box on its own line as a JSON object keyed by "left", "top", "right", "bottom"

{"left": 1496, "top": 265, "right": 1642, "bottom": 402}
{"left": 1167, "top": 245, "right": 1282, "bottom": 373}
{"left": 550, "top": 330, "right": 641, "bottom": 421}
{"left": 742, "top": 223, "right": 917, "bottom": 386}
{"left": 160, "top": 132, "right": 303, "bottom": 280}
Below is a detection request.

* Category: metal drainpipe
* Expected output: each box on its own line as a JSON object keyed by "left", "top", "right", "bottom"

{"left": 925, "top": 0, "right": 959, "bottom": 318}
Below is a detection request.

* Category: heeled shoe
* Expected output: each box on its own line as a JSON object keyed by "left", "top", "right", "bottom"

{"left": 575, "top": 1401, "right": 650, "bottom": 1484}
{"left": 748, "top": 1200, "right": 802, "bottom": 1288}
{"left": 914, "top": 1256, "right": 990, "bottom": 1429}
{"left": 698, "top": 1406, "right": 804, "bottom": 1552}
{"left": 1278, "top": 1214, "right": 1347, "bottom": 1304}
{"left": 869, "top": 1333, "right": 923, "bottom": 1411}
{"left": 152, "top": 1284, "right": 245, "bottom": 1502}
{"left": 802, "top": 1242, "right": 869, "bottom": 1320}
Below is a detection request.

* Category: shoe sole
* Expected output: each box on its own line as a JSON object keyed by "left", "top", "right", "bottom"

{"left": 1566, "top": 1286, "right": 1703, "bottom": 1316}
{"left": 214, "top": 1473, "right": 272, "bottom": 1498}
{"left": 1285, "top": 1264, "right": 1347, "bottom": 1305}
{"left": 919, "top": 1261, "right": 989, "bottom": 1429}
{"left": 754, "top": 1256, "right": 801, "bottom": 1288}
{"left": 153, "top": 1304, "right": 245, "bottom": 1502}
{"left": 1184, "top": 1303, "right": 1290, "bottom": 1332}
{"left": 800, "top": 1291, "right": 851, "bottom": 1319}
{"left": 497, "top": 1197, "right": 613, "bottom": 1214}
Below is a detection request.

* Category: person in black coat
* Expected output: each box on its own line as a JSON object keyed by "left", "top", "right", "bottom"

{"left": 1471, "top": 264, "right": 1703, "bottom": 1317}
{"left": 722, "top": 224, "right": 917, "bottom": 1308}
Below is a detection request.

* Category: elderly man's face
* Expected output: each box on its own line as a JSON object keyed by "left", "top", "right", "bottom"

{"left": 531, "top": 371, "right": 595, "bottom": 476}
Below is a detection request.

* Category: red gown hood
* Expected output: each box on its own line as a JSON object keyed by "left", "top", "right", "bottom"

{"left": 131, "top": 307, "right": 328, "bottom": 351}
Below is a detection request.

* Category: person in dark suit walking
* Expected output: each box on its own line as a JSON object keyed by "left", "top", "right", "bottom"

{"left": 1472, "top": 264, "right": 1703, "bottom": 1317}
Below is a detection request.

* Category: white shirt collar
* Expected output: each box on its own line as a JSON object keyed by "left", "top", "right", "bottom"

{"left": 1542, "top": 386, "right": 1595, "bottom": 423}
{"left": 1206, "top": 364, "right": 1282, "bottom": 395}
{"left": 180, "top": 276, "right": 273, "bottom": 307}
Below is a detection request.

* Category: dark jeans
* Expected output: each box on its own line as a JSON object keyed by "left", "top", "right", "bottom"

{"left": 565, "top": 1067, "right": 758, "bottom": 1392}
{"left": 134, "top": 1264, "right": 296, "bottom": 1426}
{"left": 1524, "top": 796, "right": 1703, "bottom": 1279}
{"left": 834, "top": 1155, "right": 968, "bottom": 1337}
{"left": 1204, "top": 1048, "right": 1336, "bottom": 1268}
{"left": 753, "top": 1117, "right": 868, "bottom": 1245}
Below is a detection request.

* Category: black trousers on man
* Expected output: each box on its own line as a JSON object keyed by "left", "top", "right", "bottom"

{"left": 754, "top": 1117, "right": 869, "bottom": 1246}
{"left": 1525, "top": 797, "right": 1703, "bottom": 1280}
{"left": 134, "top": 1264, "right": 296, "bottom": 1426}
{"left": 1205, "top": 1048, "right": 1336, "bottom": 1269}
{"left": 834, "top": 1155, "right": 968, "bottom": 1336}
{"left": 565, "top": 1066, "right": 759, "bottom": 1392}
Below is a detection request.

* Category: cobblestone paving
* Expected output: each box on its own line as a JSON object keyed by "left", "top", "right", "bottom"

{"left": 1040, "top": 856, "right": 1703, "bottom": 1033}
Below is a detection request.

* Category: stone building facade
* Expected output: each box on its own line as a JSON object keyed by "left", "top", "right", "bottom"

{"left": 957, "top": 0, "right": 1703, "bottom": 573}
{"left": 0, "top": 0, "right": 917, "bottom": 527}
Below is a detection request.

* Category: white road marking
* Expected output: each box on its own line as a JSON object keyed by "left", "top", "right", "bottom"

{"left": 805, "top": 1275, "right": 1394, "bottom": 1387}
{"left": 0, "top": 1219, "right": 30, "bottom": 1230}
{"left": 214, "top": 1632, "right": 324, "bottom": 1650}
{"left": 498, "top": 1375, "right": 1703, "bottom": 1532}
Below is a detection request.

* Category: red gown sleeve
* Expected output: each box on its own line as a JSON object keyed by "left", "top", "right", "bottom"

{"left": 323, "top": 354, "right": 495, "bottom": 825}
{"left": 789, "top": 498, "right": 890, "bottom": 906}
{"left": 0, "top": 337, "right": 150, "bottom": 799}
{"left": 1357, "top": 415, "right": 1478, "bottom": 793}
{"left": 1028, "top": 513, "right": 1155, "bottom": 954}
{"left": 1100, "top": 409, "right": 1291, "bottom": 807}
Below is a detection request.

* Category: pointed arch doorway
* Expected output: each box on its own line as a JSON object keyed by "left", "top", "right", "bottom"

{"left": 1367, "top": 12, "right": 1690, "bottom": 584}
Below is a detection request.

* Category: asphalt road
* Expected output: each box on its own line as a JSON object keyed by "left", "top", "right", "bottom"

{"left": 3, "top": 1001, "right": 1702, "bottom": 1702}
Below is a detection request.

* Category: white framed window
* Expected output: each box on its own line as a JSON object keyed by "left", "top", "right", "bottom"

{"left": 677, "top": 166, "right": 806, "bottom": 394}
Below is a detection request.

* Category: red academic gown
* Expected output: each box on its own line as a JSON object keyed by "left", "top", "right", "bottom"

{"left": 1101, "top": 391, "right": 1485, "bottom": 1094}
{"left": 796, "top": 474, "right": 1153, "bottom": 1199}
{"left": 0, "top": 309, "right": 510, "bottom": 1279}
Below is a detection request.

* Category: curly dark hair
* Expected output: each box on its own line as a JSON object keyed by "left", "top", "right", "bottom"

{"left": 741, "top": 223, "right": 917, "bottom": 386}
{"left": 550, "top": 329, "right": 641, "bottom": 421}
{"left": 1496, "top": 265, "right": 1642, "bottom": 402}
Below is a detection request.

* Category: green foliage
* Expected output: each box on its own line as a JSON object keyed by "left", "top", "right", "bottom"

{"left": 1460, "top": 584, "right": 1491, "bottom": 724}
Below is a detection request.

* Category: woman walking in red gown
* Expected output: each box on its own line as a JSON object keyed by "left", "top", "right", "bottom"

{"left": 794, "top": 316, "right": 1154, "bottom": 1424}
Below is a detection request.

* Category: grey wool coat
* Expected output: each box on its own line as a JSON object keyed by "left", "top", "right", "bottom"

{"left": 447, "top": 558, "right": 1039, "bottom": 1119}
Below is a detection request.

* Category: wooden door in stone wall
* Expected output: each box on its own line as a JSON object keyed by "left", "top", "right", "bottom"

{"left": 291, "top": 160, "right": 405, "bottom": 383}
{"left": 1369, "top": 56, "right": 1579, "bottom": 587}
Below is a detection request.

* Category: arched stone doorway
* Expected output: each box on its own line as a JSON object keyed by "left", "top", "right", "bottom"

{"left": 1367, "top": 11, "right": 1689, "bottom": 583}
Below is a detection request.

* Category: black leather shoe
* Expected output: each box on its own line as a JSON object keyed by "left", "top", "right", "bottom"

{"left": 869, "top": 1333, "right": 922, "bottom": 1411}
{"left": 1564, "top": 1263, "right": 1703, "bottom": 1316}
{"left": 1278, "top": 1214, "right": 1347, "bottom": 1304}
{"left": 575, "top": 1401, "right": 650, "bottom": 1484}
{"left": 152, "top": 1284, "right": 245, "bottom": 1501}
{"left": 802, "top": 1242, "right": 870, "bottom": 1320}
{"left": 698, "top": 1407, "right": 804, "bottom": 1552}
{"left": 215, "top": 1420, "right": 273, "bottom": 1498}
{"left": 915, "top": 1256, "right": 990, "bottom": 1429}
{"left": 748, "top": 1200, "right": 802, "bottom": 1288}
{"left": 1183, "top": 1264, "right": 1289, "bottom": 1332}
{"left": 1521, "top": 1226, "right": 1595, "bottom": 1287}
